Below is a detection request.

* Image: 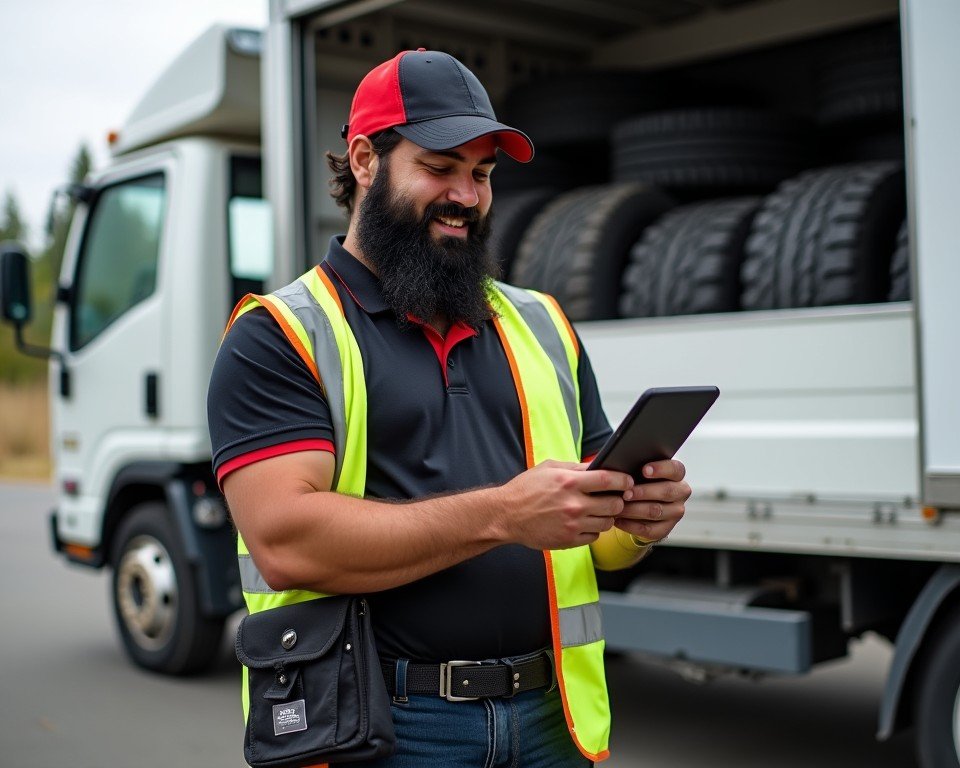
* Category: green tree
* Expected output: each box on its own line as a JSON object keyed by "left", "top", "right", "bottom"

{"left": 0, "top": 144, "right": 94, "bottom": 384}
{"left": 41, "top": 143, "right": 93, "bottom": 286}
{"left": 0, "top": 190, "right": 27, "bottom": 242}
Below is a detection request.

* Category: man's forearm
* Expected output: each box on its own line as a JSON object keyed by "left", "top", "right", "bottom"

{"left": 243, "top": 485, "right": 510, "bottom": 595}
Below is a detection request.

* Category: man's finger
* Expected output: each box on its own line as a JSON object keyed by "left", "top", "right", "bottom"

{"left": 642, "top": 459, "right": 686, "bottom": 481}
{"left": 628, "top": 480, "right": 692, "bottom": 504}
{"left": 618, "top": 501, "right": 685, "bottom": 523}
{"left": 578, "top": 468, "right": 634, "bottom": 494}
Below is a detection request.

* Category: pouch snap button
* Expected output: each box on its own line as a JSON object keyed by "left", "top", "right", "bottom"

{"left": 281, "top": 629, "right": 297, "bottom": 650}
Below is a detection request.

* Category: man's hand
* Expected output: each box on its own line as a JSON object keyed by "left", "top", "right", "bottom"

{"left": 493, "top": 460, "right": 634, "bottom": 550}
{"left": 614, "top": 459, "right": 690, "bottom": 544}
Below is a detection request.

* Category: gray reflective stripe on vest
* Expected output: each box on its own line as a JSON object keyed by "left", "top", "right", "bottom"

{"left": 559, "top": 601, "right": 604, "bottom": 647}
{"left": 239, "top": 554, "right": 277, "bottom": 594}
{"left": 273, "top": 279, "right": 349, "bottom": 489}
{"left": 494, "top": 282, "right": 581, "bottom": 449}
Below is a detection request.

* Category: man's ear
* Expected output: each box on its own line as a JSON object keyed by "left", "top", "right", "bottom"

{"left": 349, "top": 136, "right": 378, "bottom": 190}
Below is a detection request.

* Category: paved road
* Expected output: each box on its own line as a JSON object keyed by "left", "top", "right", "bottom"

{"left": 0, "top": 482, "right": 917, "bottom": 767}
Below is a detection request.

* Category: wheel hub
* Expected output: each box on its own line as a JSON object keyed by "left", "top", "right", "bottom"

{"left": 116, "top": 535, "right": 178, "bottom": 651}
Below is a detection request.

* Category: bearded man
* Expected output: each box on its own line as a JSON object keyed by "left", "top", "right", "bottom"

{"left": 207, "top": 49, "right": 690, "bottom": 767}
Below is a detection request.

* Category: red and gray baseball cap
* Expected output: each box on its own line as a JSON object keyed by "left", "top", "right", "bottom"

{"left": 343, "top": 49, "right": 534, "bottom": 163}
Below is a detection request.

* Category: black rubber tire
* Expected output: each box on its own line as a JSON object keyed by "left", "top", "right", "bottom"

{"left": 620, "top": 198, "right": 761, "bottom": 317}
{"left": 492, "top": 153, "right": 584, "bottom": 193}
{"left": 817, "top": 26, "right": 903, "bottom": 129}
{"left": 489, "top": 188, "right": 559, "bottom": 279}
{"left": 611, "top": 108, "right": 811, "bottom": 195}
{"left": 889, "top": 220, "right": 910, "bottom": 302}
{"left": 110, "top": 502, "right": 224, "bottom": 675}
{"left": 740, "top": 162, "right": 905, "bottom": 309}
{"left": 510, "top": 183, "right": 674, "bottom": 321}
{"left": 502, "top": 72, "right": 665, "bottom": 149}
{"left": 914, "top": 608, "right": 960, "bottom": 768}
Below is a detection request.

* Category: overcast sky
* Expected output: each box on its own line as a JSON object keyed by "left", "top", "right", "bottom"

{"left": 1, "top": 0, "right": 269, "bottom": 250}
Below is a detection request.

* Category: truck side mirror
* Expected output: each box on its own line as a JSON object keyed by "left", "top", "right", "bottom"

{"left": 0, "top": 241, "right": 33, "bottom": 326}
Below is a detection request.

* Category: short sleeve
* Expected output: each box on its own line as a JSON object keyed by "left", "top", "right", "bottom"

{"left": 207, "top": 307, "right": 335, "bottom": 485}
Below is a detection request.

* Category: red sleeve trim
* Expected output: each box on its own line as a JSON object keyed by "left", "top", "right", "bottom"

{"left": 582, "top": 452, "right": 599, "bottom": 464}
{"left": 217, "top": 439, "right": 335, "bottom": 486}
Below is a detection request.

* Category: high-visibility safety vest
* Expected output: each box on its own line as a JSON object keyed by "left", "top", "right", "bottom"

{"left": 225, "top": 264, "right": 612, "bottom": 761}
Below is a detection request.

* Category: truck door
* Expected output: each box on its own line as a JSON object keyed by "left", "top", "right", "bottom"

{"left": 56, "top": 167, "right": 168, "bottom": 543}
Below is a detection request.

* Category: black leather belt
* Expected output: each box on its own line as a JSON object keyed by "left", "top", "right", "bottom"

{"left": 381, "top": 652, "right": 555, "bottom": 702}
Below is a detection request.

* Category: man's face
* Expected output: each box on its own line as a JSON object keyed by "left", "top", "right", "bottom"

{"left": 354, "top": 136, "right": 500, "bottom": 329}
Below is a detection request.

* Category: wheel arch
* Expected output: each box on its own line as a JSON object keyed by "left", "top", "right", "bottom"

{"left": 102, "top": 461, "right": 241, "bottom": 618}
{"left": 879, "top": 564, "right": 960, "bottom": 739}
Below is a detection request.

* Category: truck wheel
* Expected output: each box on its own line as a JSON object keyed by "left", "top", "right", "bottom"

{"left": 510, "top": 183, "right": 673, "bottom": 320}
{"left": 620, "top": 197, "right": 761, "bottom": 317}
{"left": 110, "top": 502, "right": 224, "bottom": 675}
{"left": 611, "top": 108, "right": 811, "bottom": 195}
{"left": 490, "top": 188, "right": 559, "bottom": 279}
{"left": 740, "top": 162, "right": 905, "bottom": 309}
{"left": 915, "top": 610, "right": 960, "bottom": 768}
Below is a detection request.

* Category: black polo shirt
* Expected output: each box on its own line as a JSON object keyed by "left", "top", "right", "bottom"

{"left": 208, "top": 237, "right": 612, "bottom": 662}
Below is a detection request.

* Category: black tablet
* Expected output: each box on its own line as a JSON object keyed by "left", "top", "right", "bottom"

{"left": 588, "top": 386, "right": 719, "bottom": 483}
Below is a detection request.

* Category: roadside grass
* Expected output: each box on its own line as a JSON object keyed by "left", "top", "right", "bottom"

{"left": 0, "top": 380, "right": 51, "bottom": 480}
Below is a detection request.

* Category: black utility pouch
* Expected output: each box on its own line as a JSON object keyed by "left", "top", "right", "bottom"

{"left": 236, "top": 596, "right": 395, "bottom": 768}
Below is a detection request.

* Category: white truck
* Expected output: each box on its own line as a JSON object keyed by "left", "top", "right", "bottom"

{"left": 2, "top": 1, "right": 959, "bottom": 765}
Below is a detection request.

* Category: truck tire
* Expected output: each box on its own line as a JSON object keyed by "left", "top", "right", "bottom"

{"left": 492, "top": 153, "right": 583, "bottom": 193}
{"left": 740, "top": 162, "right": 905, "bottom": 309}
{"left": 915, "top": 608, "right": 960, "bottom": 768}
{"left": 817, "top": 27, "right": 902, "bottom": 129}
{"left": 620, "top": 198, "right": 761, "bottom": 317}
{"left": 510, "top": 183, "right": 674, "bottom": 320}
{"left": 110, "top": 502, "right": 225, "bottom": 675}
{"left": 889, "top": 220, "right": 910, "bottom": 302}
{"left": 490, "top": 188, "right": 559, "bottom": 278}
{"left": 611, "top": 108, "right": 811, "bottom": 194}
{"left": 502, "top": 72, "right": 664, "bottom": 149}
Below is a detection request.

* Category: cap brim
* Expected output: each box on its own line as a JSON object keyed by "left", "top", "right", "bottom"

{"left": 395, "top": 115, "right": 534, "bottom": 163}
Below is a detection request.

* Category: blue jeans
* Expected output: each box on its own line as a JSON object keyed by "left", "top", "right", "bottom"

{"left": 356, "top": 687, "right": 593, "bottom": 768}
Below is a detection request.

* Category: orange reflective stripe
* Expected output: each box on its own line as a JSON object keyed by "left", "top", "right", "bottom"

{"left": 315, "top": 265, "right": 345, "bottom": 316}
{"left": 258, "top": 296, "right": 321, "bottom": 385}
{"left": 543, "top": 293, "right": 579, "bottom": 358}
{"left": 224, "top": 293, "right": 320, "bottom": 384}
{"left": 223, "top": 292, "right": 256, "bottom": 342}
{"left": 493, "top": 315, "right": 535, "bottom": 470}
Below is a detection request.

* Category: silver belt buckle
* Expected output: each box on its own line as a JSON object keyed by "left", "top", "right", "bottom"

{"left": 440, "top": 660, "right": 481, "bottom": 701}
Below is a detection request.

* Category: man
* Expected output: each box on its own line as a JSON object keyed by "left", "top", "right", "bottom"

{"left": 208, "top": 49, "right": 689, "bottom": 767}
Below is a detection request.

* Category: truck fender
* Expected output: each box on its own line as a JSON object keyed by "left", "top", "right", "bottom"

{"left": 878, "top": 564, "right": 960, "bottom": 739}
{"left": 105, "top": 462, "right": 242, "bottom": 618}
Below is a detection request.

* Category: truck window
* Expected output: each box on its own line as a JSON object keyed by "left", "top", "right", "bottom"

{"left": 71, "top": 173, "right": 166, "bottom": 351}
{"left": 228, "top": 156, "right": 272, "bottom": 305}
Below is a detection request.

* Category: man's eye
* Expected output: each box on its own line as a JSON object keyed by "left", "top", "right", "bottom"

{"left": 474, "top": 171, "right": 491, "bottom": 182}
{"left": 426, "top": 165, "right": 450, "bottom": 174}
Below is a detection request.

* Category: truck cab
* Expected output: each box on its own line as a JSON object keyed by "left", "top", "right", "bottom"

{"left": 2, "top": 26, "right": 267, "bottom": 673}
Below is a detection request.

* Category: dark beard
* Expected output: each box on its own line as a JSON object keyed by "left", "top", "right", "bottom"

{"left": 354, "top": 160, "right": 498, "bottom": 330}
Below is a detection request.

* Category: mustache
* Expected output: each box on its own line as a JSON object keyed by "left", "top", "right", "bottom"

{"left": 423, "top": 202, "right": 481, "bottom": 225}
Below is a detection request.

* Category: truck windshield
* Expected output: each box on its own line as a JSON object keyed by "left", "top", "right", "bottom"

{"left": 228, "top": 155, "right": 272, "bottom": 306}
{"left": 71, "top": 173, "right": 166, "bottom": 351}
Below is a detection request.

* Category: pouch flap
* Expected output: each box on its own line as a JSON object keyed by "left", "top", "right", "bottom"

{"left": 237, "top": 597, "right": 352, "bottom": 669}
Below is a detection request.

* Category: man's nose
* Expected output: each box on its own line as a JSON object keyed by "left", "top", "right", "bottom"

{"left": 446, "top": 173, "right": 480, "bottom": 209}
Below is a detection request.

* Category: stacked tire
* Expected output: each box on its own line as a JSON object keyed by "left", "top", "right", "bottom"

{"left": 612, "top": 108, "right": 812, "bottom": 197}
{"left": 740, "top": 162, "right": 905, "bottom": 309}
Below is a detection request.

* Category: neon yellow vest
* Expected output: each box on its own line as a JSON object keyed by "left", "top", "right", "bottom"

{"left": 225, "top": 265, "right": 611, "bottom": 761}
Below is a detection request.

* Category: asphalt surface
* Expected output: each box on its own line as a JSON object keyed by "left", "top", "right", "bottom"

{"left": 0, "top": 481, "right": 917, "bottom": 767}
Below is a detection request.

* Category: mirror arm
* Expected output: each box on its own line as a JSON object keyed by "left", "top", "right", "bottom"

{"left": 13, "top": 322, "right": 63, "bottom": 363}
